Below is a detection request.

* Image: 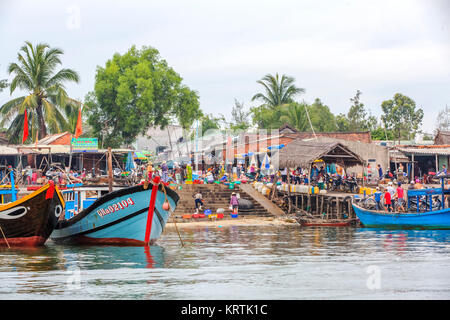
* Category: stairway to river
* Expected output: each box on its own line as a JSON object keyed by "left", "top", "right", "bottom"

{"left": 172, "top": 183, "right": 272, "bottom": 217}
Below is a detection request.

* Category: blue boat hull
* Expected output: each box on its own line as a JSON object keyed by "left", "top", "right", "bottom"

{"left": 352, "top": 203, "right": 450, "bottom": 229}
{"left": 50, "top": 184, "right": 179, "bottom": 245}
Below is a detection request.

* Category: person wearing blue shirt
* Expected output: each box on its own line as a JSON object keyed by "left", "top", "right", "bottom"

{"left": 373, "top": 187, "right": 382, "bottom": 210}
{"left": 438, "top": 164, "right": 447, "bottom": 176}
{"left": 377, "top": 164, "right": 383, "bottom": 180}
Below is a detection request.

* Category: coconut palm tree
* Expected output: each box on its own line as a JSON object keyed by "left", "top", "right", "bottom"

{"left": 251, "top": 73, "right": 305, "bottom": 108}
{"left": 278, "top": 102, "right": 308, "bottom": 131}
{"left": 0, "top": 41, "right": 80, "bottom": 143}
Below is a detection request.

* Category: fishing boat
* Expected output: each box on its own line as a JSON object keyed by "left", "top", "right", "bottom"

{"left": 352, "top": 175, "right": 450, "bottom": 229}
{"left": 0, "top": 171, "right": 65, "bottom": 247}
{"left": 352, "top": 204, "right": 450, "bottom": 229}
{"left": 50, "top": 177, "right": 179, "bottom": 245}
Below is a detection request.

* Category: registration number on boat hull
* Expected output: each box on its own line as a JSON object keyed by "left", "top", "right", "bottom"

{"left": 97, "top": 198, "right": 135, "bottom": 217}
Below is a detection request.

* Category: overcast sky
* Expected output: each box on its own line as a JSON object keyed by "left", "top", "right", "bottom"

{"left": 1, "top": 0, "right": 449, "bottom": 133}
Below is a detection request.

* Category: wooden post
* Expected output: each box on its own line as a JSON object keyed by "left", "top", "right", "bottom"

{"left": 336, "top": 196, "right": 340, "bottom": 219}
{"left": 307, "top": 164, "right": 311, "bottom": 212}
{"left": 436, "top": 154, "right": 439, "bottom": 173}
{"left": 411, "top": 154, "right": 415, "bottom": 181}
{"left": 287, "top": 167, "right": 292, "bottom": 214}
{"left": 107, "top": 148, "right": 113, "bottom": 193}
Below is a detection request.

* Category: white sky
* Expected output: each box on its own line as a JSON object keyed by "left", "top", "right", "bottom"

{"left": 0, "top": 0, "right": 449, "bottom": 133}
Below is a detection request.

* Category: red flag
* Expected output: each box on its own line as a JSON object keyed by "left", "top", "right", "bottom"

{"left": 22, "top": 109, "right": 29, "bottom": 144}
{"left": 74, "top": 106, "right": 82, "bottom": 138}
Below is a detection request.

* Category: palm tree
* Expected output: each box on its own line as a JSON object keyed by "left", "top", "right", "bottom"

{"left": 251, "top": 73, "right": 305, "bottom": 108}
{"left": 278, "top": 102, "right": 308, "bottom": 131}
{"left": 0, "top": 41, "right": 80, "bottom": 143}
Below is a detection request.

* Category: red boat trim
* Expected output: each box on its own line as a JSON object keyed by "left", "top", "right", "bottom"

{"left": 0, "top": 236, "right": 46, "bottom": 247}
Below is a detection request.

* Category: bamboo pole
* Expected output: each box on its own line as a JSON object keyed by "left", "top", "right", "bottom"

{"left": 107, "top": 148, "right": 113, "bottom": 193}
{"left": 287, "top": 167, "right": 292, "bottom": 214}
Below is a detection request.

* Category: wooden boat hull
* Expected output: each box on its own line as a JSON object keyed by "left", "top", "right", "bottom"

{"left": 352, "top": 203, "right": 450, "bottom": 229}
{"left": 0, "top": 182, "right": 65, "bottom": 247}
{"left": 50, "top": 184, "right": 179, "bottom": 245}
{"left": 299, "top": 218, "right": 358, "bottom": 227}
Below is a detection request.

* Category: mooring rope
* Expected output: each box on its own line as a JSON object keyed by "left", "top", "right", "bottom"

{"left": 0, "top": 224, "right": 10, "bottom": 249}
{"left": 160, "top": 182, "right": 184, "bottom": 247}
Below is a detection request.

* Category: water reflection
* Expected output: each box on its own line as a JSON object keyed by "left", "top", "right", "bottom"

{"left": 0, "top": 226, "right": 449, "bottom": 299}
{"left": 0, "top": 244, "right": 166, "bottom": 273}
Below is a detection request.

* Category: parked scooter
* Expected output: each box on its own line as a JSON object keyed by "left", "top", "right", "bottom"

{"left": 343, "top": 175, "right": 359, "bottom": 193}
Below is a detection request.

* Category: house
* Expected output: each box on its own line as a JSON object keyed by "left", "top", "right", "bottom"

{"left": 434, "top": 130, "right": 450, "bottom": 145}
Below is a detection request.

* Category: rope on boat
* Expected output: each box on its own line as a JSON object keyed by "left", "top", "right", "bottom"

{"left": 0, "top": 224, "right": 10, "bottom": 249}
{"left": 160, "top": 182, "right": 184, "bottom": 247}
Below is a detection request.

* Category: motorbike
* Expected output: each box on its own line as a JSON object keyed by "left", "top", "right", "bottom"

{"left": 409, "top": 195, "right": 442, "bottom": 212}
{"left": 343, "top": 176, "right": 359, "bottom": 193}
{"left": 326, "top": 174, "right": 343, "bottom": 191}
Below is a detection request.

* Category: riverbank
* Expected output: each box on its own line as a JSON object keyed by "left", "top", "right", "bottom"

{"left": 166, "top": 216, "right": 299, "bottom": 229}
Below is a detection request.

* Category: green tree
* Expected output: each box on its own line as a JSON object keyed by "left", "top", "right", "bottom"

{"left": 335, "top": 113, "right": 350, "bottom": 132}
{"left": 370, "top": 126, "right": 395, "bottom": 140}
{"left": 251, "top": 73, "right": 305, "bottom": 108}
{"left": 381, "top": 93, "right": 424, "bottom": 143}
{"left": 230, "top": 99, "right": 250, "bottom": 131}
{"left": 0, "top": 42, "right": 80, "bottom": 143}
{"left": 0, "top": 79, "right": 7, "bottom": 93}
{"left": 347, "top": 90, "right": 377, "bottom": 131}
{"left": 86, "top": 45, "right": 201, "bottom": 148}
{"left": 307, "top": 98, "right": 337, "bottom": 132}
{"left": 278, "top": 102, "right": 308, "bottom": 131}
{"left": 250, "top": 105, "right": 280, "bottom": 129}
{"left": 435, "top": 105, "right": 450, "bottom": 132}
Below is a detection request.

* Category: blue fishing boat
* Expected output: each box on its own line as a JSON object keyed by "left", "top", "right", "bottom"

{"left": 353, "top": 175, "right": 450, "bottom": 229}
{"left": 50, "top": 179, "right": 179, "bottom": 245}
{"left": 352, "top": 204, "right": 450, "bottom": 229}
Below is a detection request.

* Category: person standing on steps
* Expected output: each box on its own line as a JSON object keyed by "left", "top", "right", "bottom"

{"left": 230, "top": 192, "right": 239, "bottom": 215}
{"left": 193, "top": 191, "right": 203, "bottom": 213}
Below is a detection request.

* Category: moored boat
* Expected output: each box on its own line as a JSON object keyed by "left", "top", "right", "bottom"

{"left": 50, "top": 178, "right": 179, "bottom": 245}
{"left": 0, "top": 173, "right": 65, "bottom": 247}
{"left": 352, "top": 203, "right": 450, "bottom": 229}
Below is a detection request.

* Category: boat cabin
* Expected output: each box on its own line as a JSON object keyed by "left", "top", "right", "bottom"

{"left": 61, "top": 183, "right": 126, "bottom": 219}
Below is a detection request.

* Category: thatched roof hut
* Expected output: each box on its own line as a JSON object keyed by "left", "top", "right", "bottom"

{"left": 275, "top": 140, "right": 365, "bottom": 169}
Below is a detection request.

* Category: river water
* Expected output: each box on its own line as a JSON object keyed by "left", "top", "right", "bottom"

{"left": 0, "top": 225, "right": 449, "bottom": 300}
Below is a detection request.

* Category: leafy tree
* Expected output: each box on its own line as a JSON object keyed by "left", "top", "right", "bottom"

{"left": 370, "top": 126, "right": 395, "bottom": 140}
{"left": 278, "top": 102, "right": 308, "bottom": 131}
{"left": 0, "top": 79, "right": 7, "bottom": 93}
{"left": 335, "top": 113, "right": 350, "bottom": 132}
{"left": 0, "top": 42, "right": 80, "bottom": 143}
{"left": 250, "top": 105, "right": 282, "bottom": 129}
{"left": 251, "top": 73, "right": 305, "bottom": 108}
{"left": 347, "top": 90, "right": 377, "bottom": 131}
{"left": 230, "top": 99, "right": 250, "bottom": 131}
{"left": 381, "top": 93, "right": 424, "bottom": 143}
{"left": 86, "top": 45, "right": 200, "bottom": 148}
{"left": 435, "top": 105, "right": 450, "bottom": 132}
{"left": 307, "top": 98, "right": 337, "bottom": 132}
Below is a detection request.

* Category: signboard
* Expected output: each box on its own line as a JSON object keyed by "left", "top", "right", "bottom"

{"left": 71, "top": 138, "right": 98, "bottom": 152}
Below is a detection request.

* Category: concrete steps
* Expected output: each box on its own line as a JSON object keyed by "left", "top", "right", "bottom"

{"left": 173, "top": 183, "right": 272, "bottom": 216}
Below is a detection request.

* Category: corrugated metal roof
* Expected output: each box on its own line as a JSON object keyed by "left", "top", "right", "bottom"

{"left": 395, "top": 146, "right": 450, "bottom": 156}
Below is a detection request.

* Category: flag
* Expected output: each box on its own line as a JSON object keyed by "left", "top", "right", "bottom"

{"left": 22, "top": 109, "right": 29, "bottom": 144}
{"left": 74, "top": 106, "right": 82, "bottom": 138}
